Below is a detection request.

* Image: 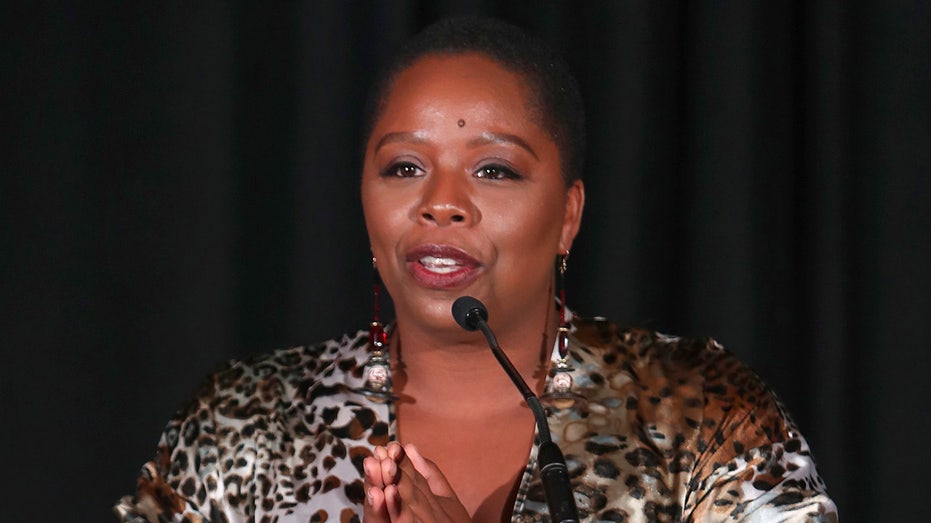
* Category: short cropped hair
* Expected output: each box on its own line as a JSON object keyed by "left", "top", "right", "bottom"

{"left": 362, "top": 16, "right": 586, "bottom": 185}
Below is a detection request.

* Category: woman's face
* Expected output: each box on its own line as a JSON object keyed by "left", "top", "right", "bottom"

{"left": 361, "top": 53, "right": 584, "bottom": 334}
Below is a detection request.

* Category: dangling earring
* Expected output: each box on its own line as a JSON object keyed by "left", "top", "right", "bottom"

{"left": 355, "top": 256, "right": 395, "bottom": 402}
{"left": 541, "top": 251, "right": 583, "bottom": 409}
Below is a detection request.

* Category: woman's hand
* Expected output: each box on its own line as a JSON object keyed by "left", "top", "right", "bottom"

{"left": 363, "top": 442, "right": 470, "bottom": 523}
{"left": 363, "top": 443, "right": 403, "bottom": 523}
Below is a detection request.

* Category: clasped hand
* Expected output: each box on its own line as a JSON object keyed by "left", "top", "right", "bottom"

{"left": 363, "top": 442, "right": 471, "bottom": 523}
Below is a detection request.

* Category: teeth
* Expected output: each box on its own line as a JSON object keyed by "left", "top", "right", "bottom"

{"left": 420, "top": 256, "right": 461, "bottom": 273}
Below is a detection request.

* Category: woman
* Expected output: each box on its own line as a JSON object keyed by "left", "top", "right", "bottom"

{"left": 116, "top": 17, "right": 836, "bottom": 522}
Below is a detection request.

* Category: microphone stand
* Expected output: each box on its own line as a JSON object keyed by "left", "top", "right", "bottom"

{"left": 453, "top": 297, "right": 579, "bottom": 523}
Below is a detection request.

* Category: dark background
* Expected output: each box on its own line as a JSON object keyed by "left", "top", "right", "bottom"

{"left": 3, "top": 2, "right": 928, "bottom": 521}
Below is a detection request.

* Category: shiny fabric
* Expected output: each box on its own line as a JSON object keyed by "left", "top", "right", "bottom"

{"left": 115, "top": 315, "right": 836, "bottom": 522}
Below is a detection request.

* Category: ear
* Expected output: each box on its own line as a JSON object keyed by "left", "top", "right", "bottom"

{"left": 558, "top": 180, "right": 585, "bottom": 254}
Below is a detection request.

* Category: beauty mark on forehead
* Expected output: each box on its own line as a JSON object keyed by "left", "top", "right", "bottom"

{"left": 457, "top": 119, "right": 466, "bottom": 128}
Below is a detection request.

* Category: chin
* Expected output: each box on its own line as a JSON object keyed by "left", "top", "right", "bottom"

{"left": 396, "top": 293, "right": 463, "bottom": 329}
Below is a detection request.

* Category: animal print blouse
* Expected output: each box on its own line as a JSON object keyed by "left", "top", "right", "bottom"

{"left": 115, "top": 315, "right": 837, "bottom": 522}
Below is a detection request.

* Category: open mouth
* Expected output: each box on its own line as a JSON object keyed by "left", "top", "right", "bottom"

{"left": 406, "top": 245, "right": 481, "bottom": 289}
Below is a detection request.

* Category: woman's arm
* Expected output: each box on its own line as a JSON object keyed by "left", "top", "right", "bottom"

{"left": 685, "top": 434, "right": 837, "bottom": 522}
{"left": 114, "top": 371, "right": 255, "bottom": 522}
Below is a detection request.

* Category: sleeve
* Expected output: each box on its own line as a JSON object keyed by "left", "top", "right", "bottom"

{"left": 683, "top": 388, "right": 838, "bottom": 522}
{"left": 686, "top": 432, "right": 838, "bottom": 522}
{"left": 113, "top": 370, "right": 255, "bottom": 523}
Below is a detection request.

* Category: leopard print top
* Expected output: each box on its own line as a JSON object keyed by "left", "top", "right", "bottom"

{"left": 115, "top": 316, "right": 837, "bottom": 522}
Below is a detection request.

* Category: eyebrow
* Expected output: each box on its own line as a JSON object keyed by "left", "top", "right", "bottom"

{"left": 375, "top": 132, "right": 427, "bottom": 152}
{"left": 373, "top": 130, "right": 539, "bottom": 160}
{"left": 468, "top": 132, "right": 539, "bottom": 160}
{"left": 374, "top": 131, "right": 428, "bottom": 153}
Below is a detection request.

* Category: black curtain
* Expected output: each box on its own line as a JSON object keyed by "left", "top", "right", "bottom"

{"left": 4, "top": 2, "right": 928, "bottom": 521}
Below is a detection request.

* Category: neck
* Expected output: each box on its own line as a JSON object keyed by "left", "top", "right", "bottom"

{"left": 389, "top": 302, "right": 558, "bottom": 413}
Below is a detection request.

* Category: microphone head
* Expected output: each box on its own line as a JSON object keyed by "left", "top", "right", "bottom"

{"left": 451, "top": 296, "right": 488, "bottom": 331}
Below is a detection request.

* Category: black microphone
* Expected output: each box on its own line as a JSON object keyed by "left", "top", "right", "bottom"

{"left": 452, "top": 296, "right": 579, "bottom": 523}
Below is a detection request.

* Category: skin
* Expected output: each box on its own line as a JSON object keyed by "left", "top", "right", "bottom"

{"left": 360, "top": 53, "right": 584, "bottom": 522}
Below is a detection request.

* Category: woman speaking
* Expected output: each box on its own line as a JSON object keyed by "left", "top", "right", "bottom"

{"left": 116, "top": 17, "right": 836, "bottom": 522}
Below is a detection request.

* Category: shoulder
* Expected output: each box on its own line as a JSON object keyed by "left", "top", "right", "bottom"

{"left": 571, "top": 317, "right": 758, "bottom": 394}
{"left": 116, "top": 328, "right": 372, "bottom": 521}
{"left": 573, "top": 319, "right": 799, "bottom": 468}
{"left": 192, "top": 327, "right": 370, "bottom": 413}
{"left": 561, "top": 316, "right": 836, "bottom": 521}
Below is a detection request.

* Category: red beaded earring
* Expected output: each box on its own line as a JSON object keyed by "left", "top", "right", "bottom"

{"left": 356, "top": 256, "right": 394, "bottom": 402}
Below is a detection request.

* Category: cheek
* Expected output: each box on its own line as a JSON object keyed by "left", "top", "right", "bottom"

{"left": 362, "top": 184, "right": 388, "bottom": 247}
{"left": 362, "top": 184, "right": 410, "bottom": 253}
{"left": 488, "top": 196, "right": 564, "bottom": 251}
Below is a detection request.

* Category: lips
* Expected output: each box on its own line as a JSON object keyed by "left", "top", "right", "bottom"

{"left": 405, "top": 245, "right": 481, "bottom": 289}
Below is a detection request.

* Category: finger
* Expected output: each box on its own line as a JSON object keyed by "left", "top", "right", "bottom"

{"left": 380, "top": 453, "right": 400, "bottom": 485}
{"left": 391, "top": 453, "right": 451, "bottom": 521}
{"left": 363, "top": 486, "right": 390, "bottom": 523}
{"left": 384, "top": 484, "right": 404, "bottom": 521}
{"left": 386, "top": 441, "right": 406, "bottom": 462}
{"left": 404, "top": 443, "right": 457, "bottom": 497}
{"left": 388, "top": 481, "right": 443, "bottom": 523}
{"left": 374, "top": 445, "right": 389, "bottom": 460}
{"left": 363, "top": 456, "right": 385, "bottom": 489}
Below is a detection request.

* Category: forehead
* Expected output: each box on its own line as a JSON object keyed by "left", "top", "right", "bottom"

{"left": 378, "top": 53, "right": 539, "bottom": 125}
{"left": 365, "top": 52, "right": 563, "bottom": 174}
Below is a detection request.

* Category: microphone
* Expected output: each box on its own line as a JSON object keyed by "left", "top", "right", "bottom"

{"left": 452, "top": 296, "right": 579, "bottom": 523}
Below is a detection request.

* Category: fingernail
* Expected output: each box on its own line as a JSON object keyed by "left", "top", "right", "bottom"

{"left": 366, "top": 487, "right": 374, "bottom": 506}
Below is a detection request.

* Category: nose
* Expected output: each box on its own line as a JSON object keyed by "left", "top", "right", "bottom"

{"left": 415, "top": 172, "right": 478, "bottom": 226}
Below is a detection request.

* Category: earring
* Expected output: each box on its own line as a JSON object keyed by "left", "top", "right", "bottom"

{"left": 355, "top": 256, "right": 395, "bottom": 402}
{"left": 541, "top": 251, "right": 583, "bottom": 409}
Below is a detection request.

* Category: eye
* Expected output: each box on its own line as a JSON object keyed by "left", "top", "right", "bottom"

{"left": 381, "top": 162, "right": 424, "bottom": 178}
{"left": 474, "top": 164, "right": 522, "bottom": 181}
